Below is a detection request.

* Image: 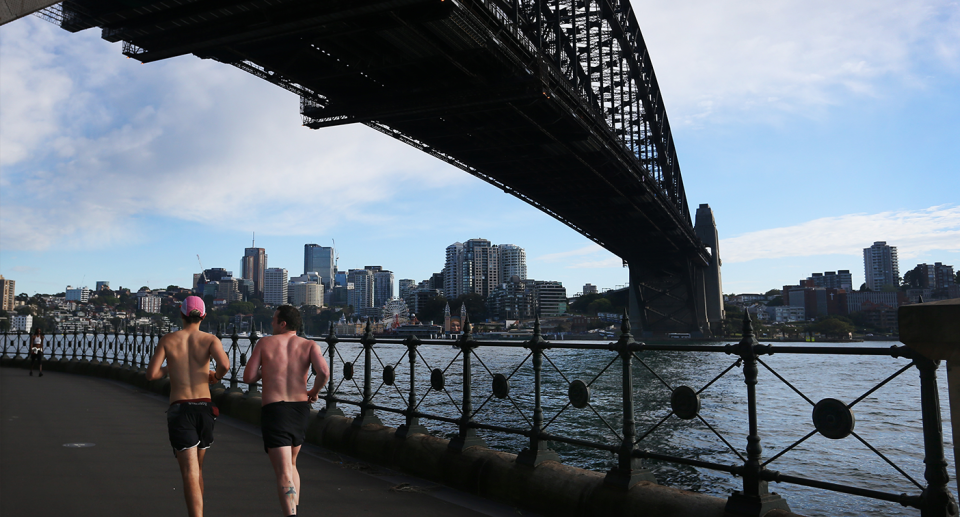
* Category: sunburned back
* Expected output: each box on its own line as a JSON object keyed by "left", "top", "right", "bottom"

{"left": 256, "top": 333, "right": 316, "bottom": 405}
{"left": 162, "top": 329, "right": 216, "bottom": 402}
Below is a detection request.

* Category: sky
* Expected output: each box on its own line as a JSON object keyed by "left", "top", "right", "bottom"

{"left": 1, "top": 0, "right": 959, "bottom": 298}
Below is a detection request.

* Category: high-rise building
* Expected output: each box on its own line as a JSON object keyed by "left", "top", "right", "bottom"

{"left": 863, "top": 242, "right": 899, "bottom": 291}
{"left": 242, "top": 247, "right": 267, "bottom": 299}
{"left": 304, "top": 244, "right": 335, "bottom": 286}
{"left": 12, "top": 314, "right": 32, "bottom": 331}
{"left": 534, "top": 281, "right": 567, "bottom": 316}
{"left": 289, "top": 281, "right": 323, "bottom": 307}
{"left": 583, "top": 283, "right": 598, "bottom": 295}
{"left": 96, "top": 281, "right": 110, "bottom": 291}
{"left": 499, "top": 244, "right": 526, "bottom": 281}
{"left": 0, "top": 275, "right": 15, "bottom": 311}
{"left": 264, "top": 268, "right": 289, "bottom": 306}
{"left": 347, "top": 269, "right": 374, "bottom": 311}
{"left": 366, "top": 267, "right": 394, "bottom": 308}
{"left": 444, "top": 239, "right": 500, "bottom": 299}
{"left": 398, "top": 279, "right": 416, "bottom": 301}
{"left": 137, "top": 291, "right": 162, "bottom": 313}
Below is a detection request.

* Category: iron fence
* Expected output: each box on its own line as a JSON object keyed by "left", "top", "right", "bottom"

{"left": 2, "top": 312, "right": 955, "bottom": 516}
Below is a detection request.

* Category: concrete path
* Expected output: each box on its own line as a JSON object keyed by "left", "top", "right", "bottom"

{"left": 1, "top": 366, "right": 535, "bottom": 517}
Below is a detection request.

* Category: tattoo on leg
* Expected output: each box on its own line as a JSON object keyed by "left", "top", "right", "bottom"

{"left": 284, "top": 486, "right": 297, "bottom": 496}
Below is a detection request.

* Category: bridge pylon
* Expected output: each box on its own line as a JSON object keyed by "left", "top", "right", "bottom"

{"left": 627, "top": 204, "right": 723, "bottom": 338}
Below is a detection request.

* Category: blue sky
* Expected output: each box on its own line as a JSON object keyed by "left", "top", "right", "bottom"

{"left": 2, "top": 1, "right": 959, "bottom": 297}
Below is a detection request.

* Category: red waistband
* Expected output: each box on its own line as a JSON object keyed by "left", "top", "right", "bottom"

{"left": 171, "top": 398, "right": 212, "bottom": 405}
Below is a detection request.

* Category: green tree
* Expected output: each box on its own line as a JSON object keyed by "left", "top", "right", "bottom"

{"left": 452, "top": 293, "right": 488, "bottom": 322}
{"left": 811, "top": 317, "right": 854, "bottom": 339}
{"left": 766, "top": 296, "right": 784, "bottom": 307}
{"left": 416, "top": 295, "right": 448, "bottom": 324}
{"left": 902, "top": 265, "right": 924, "bottom": 290}
{"left": 586, "top": 298, "right": 613, "bottom": 314}
{"left": 764, "top": 289, "right": 782, "bottom": 296}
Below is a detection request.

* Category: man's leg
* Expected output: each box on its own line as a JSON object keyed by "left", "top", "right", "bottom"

{"left": 267, "top": 446, "right": 297, "bottom": 516}
{"left": 290, "top": 445, "right": 301, "bottom": 510}
{"left": 197, "top": 448, "right": 207, "bottom": 496}
{"left": 176, "top": 448, "right": 204, "bottom": 517}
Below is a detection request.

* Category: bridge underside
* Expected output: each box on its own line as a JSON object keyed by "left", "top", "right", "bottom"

{"left": 46, "top": 0, "right": 719, "bottom": 335}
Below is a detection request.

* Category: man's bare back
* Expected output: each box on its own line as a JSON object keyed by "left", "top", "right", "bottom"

{"left": 148, "top": 328, "right": 230, "bottom": 402}
{"left": 244, "top": 330, "right": 329, "bottom": 405}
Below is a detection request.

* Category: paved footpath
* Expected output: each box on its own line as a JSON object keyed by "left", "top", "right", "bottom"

{"left": 1, "top": 367, "right": 536, "bottom": 517}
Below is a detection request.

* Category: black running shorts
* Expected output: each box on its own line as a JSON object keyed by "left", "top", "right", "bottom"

{"left": 167, "top": 399, "right": 218, "bottom": 456}
{"left": 261, "top": 401, "right": 311, "bottom": 453}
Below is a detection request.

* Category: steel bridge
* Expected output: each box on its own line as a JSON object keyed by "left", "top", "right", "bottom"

{"left": 14, "top": 0, "right": 724, "bottom": 335}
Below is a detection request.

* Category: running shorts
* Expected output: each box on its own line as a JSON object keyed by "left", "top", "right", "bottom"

{"left": 261, "top": 401, "right": 311, "bottom": 453}
{"left": 167, "top": 399, "right": 218, "bottom": 456}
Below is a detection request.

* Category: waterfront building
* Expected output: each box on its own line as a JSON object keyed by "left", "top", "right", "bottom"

{"left": 583, "top": 283, "right": 598, "bottom": 295}
{"left": 0, "top": 275, "right": 15, "bottom": 311}
{"left": 863, "top": 241, "right": 899, "bottom": 291}
{"left": 241, "top": 247, "right": 267, "bottom": 299}
{"left": 488, "top": 276, "right": 535, "bottom": 319}
{"left": 96, "top": 281, "right": 110, "bottom": 291}
{"left": 534, "top": 280, "right": 567, "bottom": 316}
{"left": 304, "top": 244, "right": 335, "bottom": 286}
{"left": 12, "top": 314, "right": 33, "bottom": 331}
{"left": 844, "top": 291, "right": 905, "bottom": 314}
{"left": 765, "top": 306, "right": 805, "bottom": 323}
{"left": 66, "top": 286, "right": 91, "bottom": 303}
{"left": 264, "top": 268, "right": 288, "bottom": 306}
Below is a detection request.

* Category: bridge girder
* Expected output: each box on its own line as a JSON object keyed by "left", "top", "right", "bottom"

{"left": 38, "top": 0, "right": 720, "bottom": 334}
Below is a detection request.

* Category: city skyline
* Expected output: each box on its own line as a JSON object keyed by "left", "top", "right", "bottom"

{"left": 2, "top": 3, "right": 959, "bottom": 297}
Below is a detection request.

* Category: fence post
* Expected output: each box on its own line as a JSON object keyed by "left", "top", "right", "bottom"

{"left": 725, "top": 311, "right": 790, "bottom": 516}
{"left": 518, "top": 315, "right": 560, "bottom": 466}
{"left": 319, "top": 325, "right": 343, "bottom": 418}
{"left": 396, "top": 334, "right": 428, "bottom": 438}
{"left": 244, "top": 328, "right": 260, "bottom": 395}
{"left": 913, "top": 356, "right": 959, "bottom": 516}
{"left": 353, "top": 320, "right": 382, "bottom": 427}
{"left": 604, "top": 312, "right": 656, "bottom": 488}
{"left": 226, "top": 326, "right": 242, "bottom": 393}
{"left": 14, "top": 330, "right": 23, "bottom": 359}
{"left": 449, "top": 316, "right": 486, "bottom": 451}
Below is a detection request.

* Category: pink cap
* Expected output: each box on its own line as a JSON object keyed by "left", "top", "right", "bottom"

{"left": 181, "top": 296, "right": 206, "bottom": 318}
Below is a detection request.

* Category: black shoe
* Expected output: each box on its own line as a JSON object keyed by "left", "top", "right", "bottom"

{"left": 39, "top": 372, "right": 43, "bottom": 377}
{"left": 30, "top": 371, "right": 33, "bottom": 376}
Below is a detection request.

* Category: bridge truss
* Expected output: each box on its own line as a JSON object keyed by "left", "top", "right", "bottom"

{"left": 40, "top": 0, "right": 722, "bottom": 335}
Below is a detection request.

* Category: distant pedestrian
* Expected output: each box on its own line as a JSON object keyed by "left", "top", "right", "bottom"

{"left": 243, "top": 305, "right": 329, "bottom": 517}
{"left": 29, "top": 328, "right": 44, "bottom": 377}
{"left": 146, "top": 296, "right": 229, "bottom": 517}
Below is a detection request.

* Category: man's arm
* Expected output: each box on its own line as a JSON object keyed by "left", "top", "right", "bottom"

{"left": 145, "top": 337, "right": 168, "bottom": 381}
{"left": 242, "top": 341, "right": 263, "bottom": 384}
{"left": 207, "top": 337, "right": 230, "bottom": 384}
{"left": 306, "top": 341, "right": 329, "bottom": 403}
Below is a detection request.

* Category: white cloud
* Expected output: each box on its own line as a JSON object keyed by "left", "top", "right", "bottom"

{"left": 638, "top": 0, "right": 960, "bottom": 123}
{"left": 536, "top": 244, "right": 604, "bottom": 262}
{"left": 0, "top": 18, "right": 469, "bottom": 251}
{"left": 720, "top": 205, "right": 960, "bottom": 263}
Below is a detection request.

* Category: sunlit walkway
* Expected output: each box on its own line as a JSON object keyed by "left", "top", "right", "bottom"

{"left": 0, "top": 366, "right": 528, "bottom": 517}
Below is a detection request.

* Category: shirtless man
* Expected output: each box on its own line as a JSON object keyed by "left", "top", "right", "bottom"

{"left": 243, "top": 305, "right": 329, "bottom": 517}
{"left": 146, "top": 296, "right": 229, "bottom": 517}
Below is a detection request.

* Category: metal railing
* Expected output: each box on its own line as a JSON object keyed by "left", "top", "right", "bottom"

{"left": 3, "top": 312, "right": 955, "bottom": 516}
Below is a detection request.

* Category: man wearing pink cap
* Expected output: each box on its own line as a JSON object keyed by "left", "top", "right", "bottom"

{"left": 147, "top": 296, "right": 229, "bottom": 517}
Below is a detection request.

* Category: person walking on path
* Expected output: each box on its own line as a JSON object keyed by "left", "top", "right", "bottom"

{"left": 29, "top": 327, "right": 44, "bottom": 377}
{"left": 146, "top": 296, "right": 229, "bottom": 517}
{"left": 243, "top": 305, "right": 329, "bottom": 517}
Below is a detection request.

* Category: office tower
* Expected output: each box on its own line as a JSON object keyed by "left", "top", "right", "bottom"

{"left": 304, "top": 244, "right": 335, "bottom": 286}
{"left": 289, "top": 281, "right": 323, "bottom": 307}
{"left": 242, "top": 247, "right": 267, "bottom": 298}
{"left": 583, "top": 283, "right": 598, "bottom": 295}
{"left": 347, "top": 269, "right": 374, "bottom": 311}
{"left": 0, "top": 275, "right": 15, "bottom": 311}
{"left": 66, "top": 286, "right": 91, "bottom": 303}
{"left": 264, "top": 268, "right": 289, "bottom": 306}
{"left": 863, "top": 242, "right": 899, "bottom": 291}
{"left": 366, "top": 267, "right": 394, "bottom": 308}
{"left": 444, "top": 239, "right": 500, "bottom": 299}
{"left": 499, "top": 244, "right": 526, "bottom": 281}
{"left": 96, "top": 281, "right": 110, "bottom": 291}
{"left": 534, "top": 281, "right": 567, "bottom": 316}
{"left": 398, "top": 279, "right": 416, "bottom": 301}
